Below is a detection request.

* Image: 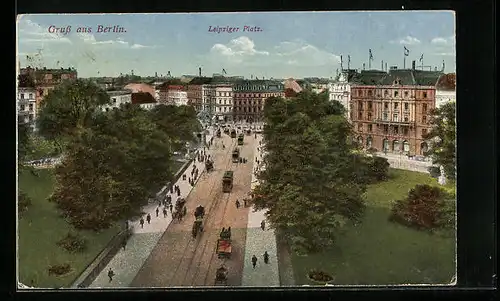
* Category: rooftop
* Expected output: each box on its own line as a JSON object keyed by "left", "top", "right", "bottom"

{"left": 131, "top": 92, "right": 156, "bottom": 104}
{"left": 107, "top": 90, "right": 132, "bottom": 96}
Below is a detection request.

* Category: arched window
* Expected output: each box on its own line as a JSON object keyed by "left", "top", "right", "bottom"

{"left": 393, "top": 140, "right": 400, "bottom": 152}
{"left": 420, "top": 142, "right": 428, "bottom": 155}
{"left": 366, "top": 136, "right": 373, "bottom": 148}
{"left": 403, "top": 140, "right": 410, "bottom": 152}
{"left": 383, "top": 138, "right": 389, "bottom": 151}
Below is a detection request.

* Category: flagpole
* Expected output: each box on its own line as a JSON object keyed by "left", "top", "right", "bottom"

{"left": 368, "top": 50, "right": 371, "bottom": 69}
{"left": 403, "top": 53, "right": 406, "bottom": 69}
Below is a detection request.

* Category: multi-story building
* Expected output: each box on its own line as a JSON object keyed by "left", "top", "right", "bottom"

{"left": 435, "top": 73, "right": 456, "bottom": 108}
{"left": 17, "top": 87, "right": 37, "bottom": 130}
{"left": 166, "top": 85, "right": 189, "bottom": 106}
{"left": 328, "top": 69, "right": 360, "bottom": 120}
{"left": 233, "top": 80, "right": 285, "bottom": 122}
{"left": 131, "top": 92, "right": 158, "bottom": 110}
{"left": 187, "top": 77, "right": 213, "bottom": 113}
{"left": 102, "top": 90, "right": 132, "bottom": 111}
{"left": 20, "top": 66, "right": 78, "bottom": 110}
{"left": 350, "top": 67, "right": 443, "bottom": 156}
{"left": 208, "top": 82, "right": 233, "bottom": 122}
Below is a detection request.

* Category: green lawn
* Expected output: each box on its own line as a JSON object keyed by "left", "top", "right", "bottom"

{"left": 18, "top": 169, "right": 121, "bottom": 288}
{"left": 290, "top": 169, "right": 456, "bottom": 285}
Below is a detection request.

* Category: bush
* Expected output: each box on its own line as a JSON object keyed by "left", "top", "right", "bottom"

{"left": 368, "top": 156, "right": 390, "bottom": 182}
{"left": 308, "top": 269, "right": 334, "bottom": 282}
{"left": 18, "top": 191, "right": 32, "bottom": 216}
{"left": 367, "top": 147, "right": 378, "bottom": 154}
{"left": 428, "top": 166, "right": 441, "bottom": 178}
{"left": 389, "top": 184, "right": 454, "bottom": 230}
{"left": 56, "top": 232, "right": 88, "bottom": 253}
{"left": 48, "top": 263, "right": 71, "bottom": 276}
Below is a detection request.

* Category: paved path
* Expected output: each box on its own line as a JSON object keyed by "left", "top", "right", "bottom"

{"left": 89, "top": 131, "right": 214, "bottom": 288}
{"left": 375, "top": 152, "right": 432, "bottom": 174}
{"left": 241, "top": 134, "right": 280, "bottom": 287}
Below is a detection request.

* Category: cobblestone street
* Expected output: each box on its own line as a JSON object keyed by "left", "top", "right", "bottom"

{"left": 131, "top": 129, "right": 256, "bottom": 287}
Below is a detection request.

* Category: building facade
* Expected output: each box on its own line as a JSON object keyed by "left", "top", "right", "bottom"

{"left": 102, "top": 90, "right": 132, "bottom": 111}
{"left": 17, "top": 87, "right": 37, "bottom": 130}
{"left": 208, "top": 84, "right": 233, "bottom": 122}
{"left": 328, "top": 71, "right": 355, "bottom": 120}
{"left": 233, "top": 80, "right": 285, "bottom": 122}
{"left": 166, "top": 85, "right": 189, "bottom": 106}
{"left": 351, "top": 83, "right": 436, "bottom": 156}
{"left": 187, "top": 77, "right": 213, "bottom": 113}
{"left": 435, "top": 73, "right": 456, "bottom": 108}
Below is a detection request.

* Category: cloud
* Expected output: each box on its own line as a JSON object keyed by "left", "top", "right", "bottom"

{"left": 431, "top": 36, "right": 455, "bottom": 45}
{"left": 209, "top": 36, "right": 340, "bottom": 67}
{"left": 17, "top": 19, "right": 72, "bottom": 44}
{"left": 431, "top": 35, "right": 455, "bottom": 56}
{"left": 390, "top": 35, "right": 421, "bottom": 45}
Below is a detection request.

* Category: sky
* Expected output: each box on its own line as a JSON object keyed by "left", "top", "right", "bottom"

{"left": 16, "top": 12, "right": 456, "bottom": 79}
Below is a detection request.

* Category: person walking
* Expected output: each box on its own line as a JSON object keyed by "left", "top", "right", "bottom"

{"left": 140, "top": 217, "right": 144, "bottom": 228}
{"left": 163, "top": 207, "right": 168, "bottom": 218}
{"left": 235, "top": 199, "right": 240, "bottom": 209}
{"left": 146, "top": 213, "right": 151, "bottom": 224}
{"left": 251, "top": 255, "right": 258, "bottom": 269}
{"left": 263, "top": 251, "right": 269, "bottom": 264}
{"left": 108, "top": 268, "right": 115, "bottom": 282}
{"left": 243, "top": 199, "right": 247, "bottom": 207}
{"left": 156, "top": 207, "right": 159, "bottom": 217}
{"left": 177, "top": 188, "right": 181, "bottom": 197}
{"left": 169, "top": 204, "right": 173, "bottom": 213}
{"left": 261, "top": 220, "right": 266, "bottom": 231}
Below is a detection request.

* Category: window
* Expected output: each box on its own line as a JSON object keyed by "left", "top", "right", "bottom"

{"left": 219, "top": 99, "right": 222, "bottom": 104}
{"left": 394, "top": 126, "right": 399, "bottom": 134}
{"left": 394, "top": 102, "right": 399, "bottom": 109}
{"left": 20, "top": 94, "right": 24, "bottom": 100}
{"left": 393, "top": 113, "right": 399, "bottom": 122}
{"left": 29, "top": 114, "right": 34, "bottom": 121}
{"left": 367, "top": 112, "right": 372, "bottom": 120}
{"left": 403, "top": 127, "right": 409, "bottom": 135}
{"left": 29, "top": 104, "right": 33, "bottom": 111}
{"left": 20, "top": 104, "right": 25, "bottom": 111}
{"left": 368, "top": 90, "right": 373, "bottom": 97}
{"left": 112, "top": 98, "right": 116, "bottom": 104}
{"left": 422, "top": 129, "right": 427, "bottom": 136}
{"left": 423, "top": 92, "right": 428, "bottom": 98}
{"left": 29, "top": 93, "right": 33, "bottom": 99}
{"left": 384, "top": 125, "right": 389, "bottom": 133}
{"left": 422, "top": 115, "right": 427, "bottom": 123}
{"left": 358, "top": 101, "right": 363, "bottom": 109}
{"left": 404, "top": 116, "right": 409, "bottom": 122}
{"left": 383, "top": 113, "right": 388, "bottom": 120}
{"left": 404, "top": 91, "right": 409, "bottom": 97}
{"left": 358, "top": 112, "right": 363, "bottom": 119}
{"left": 384, "top": 102, "right": 389, "bottom": 110}
{"left": 368, "top": 101, "right": 373, "bottom": 109}
{"left": 394, "top": 91, "right": 399, "bottom": 97}
{"left": 358, "top": 123, "right": 363, "bottom": 131}
{"left": 404, "top": 102, "right": 409, "bottom": 110}
{"left": 368, "top": 124, "right": 373, "bottom": 132}
{"left": 423, "top": 103, "right": 428, "bottom": 113}
{"left": 384, "top": 90, "right": 389, "bottom": 96}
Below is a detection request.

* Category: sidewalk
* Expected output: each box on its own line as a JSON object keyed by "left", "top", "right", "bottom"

{"left": 241, "top": 135, "right": 280, "bottom": 287}
{"left": 89, "top": 130, "right": 214, "bottom": 288}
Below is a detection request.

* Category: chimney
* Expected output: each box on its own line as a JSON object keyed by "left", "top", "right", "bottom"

{"left": 412, "top": 60, "right": 416, "bottom": 70}
{"left": 199, "top": 67, "right": 202, "bottom": 77}
{"left": 363, "top": 63, "right": 366, "bottom": 70}
{"left": 385, "top": 62, "right": 388, "bottom": 72}
{"left": 155, "top": 72, "right": 158, "bottom": 77}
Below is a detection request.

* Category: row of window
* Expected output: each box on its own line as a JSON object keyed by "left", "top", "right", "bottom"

{"left": 19, "top": 93, "right": 35, "bottom": 100}
{"left": 354, "top": 89, "right": 430, "bottom": 99}
{"left": 357, "top": 123, "right": 428, "bottom": 137}
{"left": 19, "top": 104, "right": 35, "bottom": 111}
{"left": 358, "top": 101, "right": 429, "bottom": 113}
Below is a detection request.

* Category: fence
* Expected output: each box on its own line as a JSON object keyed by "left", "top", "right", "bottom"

{"left": 70, "top": 158, "right": 194, "bottom": 288}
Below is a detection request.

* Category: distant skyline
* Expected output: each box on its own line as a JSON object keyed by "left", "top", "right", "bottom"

{"left": 17, "top": 12, "right": 456, "bottom": 78}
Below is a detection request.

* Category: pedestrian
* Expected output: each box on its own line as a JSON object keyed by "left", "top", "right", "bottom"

{"left": 261, "top": 220, "right": 266, "bottom": 231}
{"left": 170, "top": 186, "right": 173, "bottom": 194}
{"left": 158, "top": 200, "right": 162, "bottom": 208}
{"left": 183, "top": 174, "right": 186, "bottom": 180}
{"left": 156, "top": 207, "right": 159, "bottom": 217}
{"left": 108, "top": 268, "right": 115, "bottom": 282}
{"left": 263, "top": 251, "right": 269, "bottom": 264}
{"left": 146, "top": 213, "right": 151, "bottom": 224}
{"left": 163, "top": 207, "right": 167, "bottom": 218}
{"left": 122, "top": 238, "right": 127, "bottom": 250}
{"left": 140, "top": 217, "right": 144, "bottom": 228}
{"left": 167, "top": 195, "right": 172, "bottom": 204}
{"left": 244, "top": 199, "right": 247, "bottom": 207}
{"left": 170, "top": 204, "right": 173, "bottom": 213}
{"left": 177, "top": 189, "right": 181, "bottom": 197}
{"left": 235, "top": 199, "right": 240, "bottom": 209}
{"left": 251, "top": 255, "right": 258, "bottom": 269}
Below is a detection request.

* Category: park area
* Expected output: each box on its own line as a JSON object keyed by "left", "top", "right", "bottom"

{"left": 288, "top": 169, "right": 456, "bottom": 285}
{"left": 17, "top": 169, "right": 121, "bottom": 288}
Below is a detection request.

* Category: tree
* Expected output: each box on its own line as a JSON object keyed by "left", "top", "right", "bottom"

{"left": 423, "top": 102, "right": 456, "bottom": 180}
{"left": 36, "top": 79, "right": 110, "bottom": 151}
{"left": 49, "top": 105, "right": 174, "bottom": 230}
{"left": 254, "top": 92, "right": 366, "bottom": 253}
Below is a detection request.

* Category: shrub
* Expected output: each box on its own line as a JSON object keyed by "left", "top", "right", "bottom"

{"left": 428, "top": 166, "right": 441, "bottom": 178}
{"left": 389, "top": 184, "right": 454, "bottom": 230}
{"left": 368, "top": 156, "right": 390, "bottom": 182}
{"left": 367, "top": 147, "right": 378, "bottom": 154}
{"left": 56, "top": 232, "right": 88, "bottom": 253}
{"left": 308, "top": 269, "right": 334, "bottom": 282}
{"left": 18, "top": 191, "right": 32, "bottom": 216}
{"left": 48, "top": 263, "right": 71, "bottom": 276}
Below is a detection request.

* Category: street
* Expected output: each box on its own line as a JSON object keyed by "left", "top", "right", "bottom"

{"left": 130, "top": 130, "right": 257, "bottom": 287}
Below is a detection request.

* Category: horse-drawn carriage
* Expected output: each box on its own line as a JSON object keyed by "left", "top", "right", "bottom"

{"left": 246, "top": 129, "right": 251, "bottom": 135}
{"left": 205, "top": 159, "right": 214, "bottom": 173}
{"left": 237, "top": 134, "right": 244, "bottom": 145}
{"left": 214, "top": 265, "right": 228, "bottom": 285}
{"left": 216, "top": 227, "right": 232, "bottom": 259}
{"left": 173, "top": 198, "right": 187, "bottom": 221}
{"left": 232, "top": 148, "right": 240, "bottom": 163}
